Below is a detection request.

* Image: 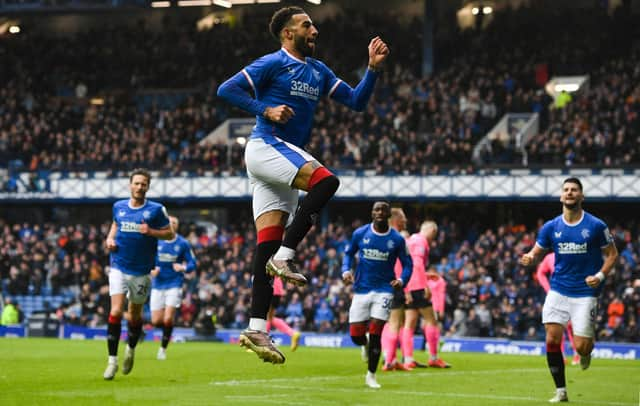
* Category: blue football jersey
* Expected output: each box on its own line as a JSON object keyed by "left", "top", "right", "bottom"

{"left": 110, "top": 199, "right": 170, "bottom": 276}
{"left": 242, "top": 48, "right": 341, "bottom": 147}
{"left": 342, "top": 224, "right": 413, "bottom": 294}
{"left": 536, "top": 211, "right": 614, "bottom": 297}
{"left": 153, "top": 235, "right": 196, "bottom": 290}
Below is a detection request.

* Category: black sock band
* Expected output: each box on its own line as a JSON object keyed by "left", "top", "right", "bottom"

{"left": 282, "top": 176, "right": 339, "bottom": 251}
{"left": 250, "top": 239, "right": 280, "bottom": 319}
{"left": 368, "top": 334, "right": 382, "bottom": 374}
{"left": 107, "top": 321, "right": 121, "bottom": 356}
{"left": 127, "top": 322, "right": 143, "bottom": 349}
{"left": 162, "top": 324, "right": 173, "bottom": 349}
{"left": 547, "top": 349, "right": 566, "bottom": 388}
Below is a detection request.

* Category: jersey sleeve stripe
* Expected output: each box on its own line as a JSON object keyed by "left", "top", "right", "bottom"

{"left": 328, "top": 79, "right": 342, "bottom": 97}
{"left": 241, "top": 69, "right": 256, "bottom": 92}
{"left": 535, "top": 241, "right": 548, "bottom": 250}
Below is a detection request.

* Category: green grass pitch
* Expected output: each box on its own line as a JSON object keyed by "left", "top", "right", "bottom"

{"left": 0, "top": 338, "right": 637, "bottom": 405}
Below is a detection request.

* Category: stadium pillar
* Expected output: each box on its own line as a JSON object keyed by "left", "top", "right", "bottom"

{"left": 422, "top": 0, "right": 435, "bottom": 78}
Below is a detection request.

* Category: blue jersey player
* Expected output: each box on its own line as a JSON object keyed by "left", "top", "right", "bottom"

{"left": 103, "top": 168, "right": 174, "bottom": 380}
{"left": 520, "top": 177, "right": 618, "bottom": 403}
{"left": 150, "top": 216, "right": 196, "bottom": 360}
{"left": 217, "top": 6, "right": 389, "bottom": 364}
{"left": 342, "top": 201, "right": 413, "bottom": 389}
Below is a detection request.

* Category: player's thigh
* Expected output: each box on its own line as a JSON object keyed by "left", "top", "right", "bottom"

{"left": 349, "top": 293, "right": 373, "bottom": 323}
{"left": 370, "top": 292, "right": 394, "bottom": 322}
{"left": 542, "top": 290, "right": 571, "bottom": 327}
{"left": 125, "top": 274, "right": 152, "bottom": 305}
{"left": 420, "top": 305, "right": 437, "bottom": 324}
{"left": 568, "top": 296, "right": 598, "bottom": 338}
{"left": 251, "top": 180, "right": 299, "bottom": 227}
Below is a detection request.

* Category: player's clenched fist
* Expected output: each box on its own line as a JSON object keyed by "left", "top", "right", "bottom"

{"left": 368, "top": 36, "right": 390, "bottom": 70}
{"left": 264, "top": 105, "right": 295, "bottom": 124}
{"left": 519, "top": 252, "right": 534, "bottom": 266}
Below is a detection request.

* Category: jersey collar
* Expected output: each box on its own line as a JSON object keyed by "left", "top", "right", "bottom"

{"left": 128, "top": 199, "right": 147, "bottom": 210}
{"left": 370, "top": 223, "right": 391, "bottom": 236}
{"left": 281, "top": 47, "right": 306, "bottom": 64}
{"left": 561, "top": 210, "right": 584, "bottom": 227}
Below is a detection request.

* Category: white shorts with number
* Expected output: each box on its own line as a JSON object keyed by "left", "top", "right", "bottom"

{"left": 245, "top": 136, "right": 317, "bottom": 225}
{"left": 542, "top": 290, "right": 598, "bottom": 338}
{"left": 349, "top": 291, "right": 394, "bottom": 323}
{"left": 150, "top": 287, "right": 183, "bottom": 311}
{"left": 108, "top": 268, "right": 151, "bottom": 305}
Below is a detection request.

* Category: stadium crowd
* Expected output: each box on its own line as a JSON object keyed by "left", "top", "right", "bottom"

{"left": 1, "top": 5, "right": 639, "bottom": 184}
{"left": 1, "top": 215, "right": 639, "bottom": 343}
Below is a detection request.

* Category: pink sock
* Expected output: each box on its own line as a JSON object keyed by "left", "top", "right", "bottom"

{"left": 425, "top": 325, "right": 439, "bottom": 358}
{"left": 566, "top": 324, "right": 577, "bottom": 356}
{"left": 272, "top": 317, "right": 294, "bottom": 337}
{"left": 381, "top": 324, "right": 391, "bottom": 358}
{"left": 383, "top": 330, "right": 399, "bottom": 365}
{"left": 401, "top": 327, "right": 414, "bottom": 361}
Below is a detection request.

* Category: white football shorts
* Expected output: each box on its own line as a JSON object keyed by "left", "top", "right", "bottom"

{"left": 245, "top": 135, "right": 317, "bottom": 225}
{"left": 150, "top": 287, "right": 183, "bottom": 311}
{"left": 349, "top": 291, "right": 394, "bottom": 323}
{"left": 108, "top": 267, "right": 151, "bottom": 305}
{"left": 542, "top": 290, "right": 598, "bottom": 338}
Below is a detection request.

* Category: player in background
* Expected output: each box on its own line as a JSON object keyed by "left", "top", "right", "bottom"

{"left": 103, "top": 168, "right": 174, "bottom": 380}
{"left": 380, "top": 207, "right": 412, "bottom": 371}
{"left": 342, "top": 201, "right": 413, "bottom": 389}
{"left": 150, "top": 216, "right": 196, "bottom": 360}
{"left": 520, "top": 177, "right": 618, "bottom": 403}
{"left": 536, "top": 253, "right": 580, "bottom": 365}
{"left": 401, "top": 221, "right": 451, "bottom": 369}
{"left": 265, "top": 276, "right": 302, "bottom": 351}
{"left": 424, "top": 265, "right": 449, "bottom": 366}
{"left": 217, "top": 6, "right": 389, "bottom": 363}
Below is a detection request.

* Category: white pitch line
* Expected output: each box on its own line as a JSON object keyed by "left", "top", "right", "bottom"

{"left": 209, "top": 368, "right": 543, "bottom": 386}
{"left": 224, "top": 394, "right": 308, "bottom": 406}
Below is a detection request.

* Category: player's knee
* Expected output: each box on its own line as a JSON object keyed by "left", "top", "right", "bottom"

{"left": 350, "top": 323, "right": 367, "bottom": 345}
{"left": 368, "top": 321, "right": 384, "bottom": 336}
{"left": 575, "top": 341, "right": 593, "bottom": 356}
{"left": 308, "top": 167, "right": 339, "bottom": 193}
{"left": 163, "top": 318, "right": 173, "bottom": 327}
{"left": 546, "top": 342, "right": 562, "bottom": 352}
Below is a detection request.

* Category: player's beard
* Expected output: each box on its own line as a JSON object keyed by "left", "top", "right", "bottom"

{"left": 563, "top": 201, "right": 579, "bottom": 210}
{"left": 294, "top": 35, "right": 314, "bottom": 57}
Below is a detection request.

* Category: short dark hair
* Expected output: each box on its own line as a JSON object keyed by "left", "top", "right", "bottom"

{"left": 563, "top": 177, "right": 583, "bottom": 191}
{"left": 269, "top": 6, "right": 306, "bottom": 40}
{"left": 129, "top": 168, "right": 151, "bottom": 184}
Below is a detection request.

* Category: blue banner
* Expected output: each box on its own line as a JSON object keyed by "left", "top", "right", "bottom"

{"left": 2, "top": 325, "right": 638, "bottom": 360}
{"left": 0, "top": 325, "right": 26, "bottom": 337}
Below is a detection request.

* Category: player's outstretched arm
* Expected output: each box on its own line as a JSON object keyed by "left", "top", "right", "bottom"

{"left": 330, "top": 37, "right": 390, "bottom": 112}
